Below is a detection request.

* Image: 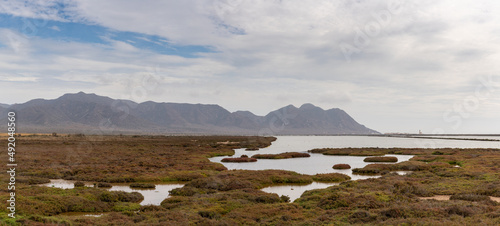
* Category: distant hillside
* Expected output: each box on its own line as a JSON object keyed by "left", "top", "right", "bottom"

{"left": 0, "top": 92, "right": 379, "bottom": 135}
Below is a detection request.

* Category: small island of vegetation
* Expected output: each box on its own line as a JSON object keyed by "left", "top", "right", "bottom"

{"left": 364, "top": 156, "right": 398, "bottom": 162}
{"left": 251, "top": 152, "right": 310, "bottom": 159}
{"left": 332, "top": 164, "right": 351, "bottom": 169}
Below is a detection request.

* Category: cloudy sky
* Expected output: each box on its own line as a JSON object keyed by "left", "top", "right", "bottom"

{"left": 0, "top": 0, "right": 499, "bottom": 134}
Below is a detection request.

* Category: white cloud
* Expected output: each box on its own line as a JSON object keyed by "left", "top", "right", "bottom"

{"left": 0, "top": 0, "right": 71, "bottom": 21}
{"left": 0, "top": 74, "right": 38, "bottom": 82}
{"left": 49, "top": 25, "right": 61, "bottom": 31}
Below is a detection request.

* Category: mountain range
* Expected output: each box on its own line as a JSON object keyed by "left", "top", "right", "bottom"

{"left": 0, "top": 92, "right": 379, "bottom": 135}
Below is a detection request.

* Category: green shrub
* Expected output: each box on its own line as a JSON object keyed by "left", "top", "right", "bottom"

{"left": 395, "top": 161, "right": 430, "bottom": 171}
{"left": 99, "top": 191, "right": 118, "bottom": 202}
{"left": 99, "top": 191, "right": 143, "bottom": 203}
{"left": 450, "top": 193, "right": 491, "bottom": 202}
{"left": 312, "top": 173, "right": 351, "bottom": 182}
{"left": 352, "top": 168, "right": 380, "bottom": 175}
{"left": 129, "top": 183, "right": 155, "bottom": 189}
{"left": 280, "top": 195, "right": 291, "bottom": 203}
{"left": 97, "top": 182, "right": 112, "bottom": 188}
{"left": 380, "top": 207, "right": 408, "bottom": 218}
{"left": 254, "top": 193, "right": 281, "bottom": 203}
{"left": 349, "top": 210, "right": 376, "bottom": 223}
{"left": 17, "top": 177, "right": 51, "bottom": 185}
{"left": 428, "top": 162, "right": 451, "bottom": 168}
{"left": 113, "top": 202, "right": 141, "bottom": 211}
{"left": 270, "top": 175, "right": 313, "bottom": 184}
{"left": 446, "top": 205, "right": 476, "bottom": 217}
{"left": 140, "top": 205, "right": 166, "bottom": 212}
{"left": 317, "top": 193, "right": 349, "bottom": 209}
{"left": 74, "top": 181, "right": 85, "bottom": 187}
{"left": 198, "top": 210, "right": 221, "bottom": 219}
{"left": 245, "top": 148, "right": 259, "bottom": 151}
{"left": 252, "top": 152, "right": 310, "bottom": 159}
{"left": 169, "top": 187, "right": 198, "bottom": 196}
{"left": 221, "top": 157, "right": 257, "bottom": 162}
{"left": 116, "top": 191, "right": 143, "bottom": 202}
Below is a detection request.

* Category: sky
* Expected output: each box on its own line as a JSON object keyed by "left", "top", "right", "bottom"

{"left": 0, "top": 0, "right": 499, "bottom": 134}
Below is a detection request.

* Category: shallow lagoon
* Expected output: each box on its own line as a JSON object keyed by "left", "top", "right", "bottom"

{"left": 210, "top": 135, "right": 500, "bottom": 201}
{"left": 210, "top": 135, "right": 500, "bottom": 175}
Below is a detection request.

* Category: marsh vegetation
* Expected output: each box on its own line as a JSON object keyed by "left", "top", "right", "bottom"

{"left": 0, "top": 135, "right": 499, "bottom": 225}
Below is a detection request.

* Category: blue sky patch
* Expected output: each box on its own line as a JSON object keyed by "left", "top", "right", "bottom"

{"left": 0, "top": 14, "right": 214, "bottom": 58}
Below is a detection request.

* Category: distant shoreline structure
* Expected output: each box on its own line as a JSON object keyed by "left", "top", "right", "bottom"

{"left": 277, "top": 134, "right": 500, "bottom": 142}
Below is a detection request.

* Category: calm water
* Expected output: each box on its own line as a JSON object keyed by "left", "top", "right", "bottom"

{"left": 211, "top": 151, "right": 412, "bottom": 178}
{"left": 262, "top": 171, "right": 412, "bottom": 202}
{"left": 261, "top": 182, "right": 339, "bottom": 202}
{"left": 40, "top": 179, "right": 184, "bottom": 205}
{"left": 210, "top": 136, "right": 500, "bottom": 174}
{"left": 210, "top": 136, "right": 500, "bottom": 201}
{"left": 252, "top": 136, "right": 500, "bottom": 150}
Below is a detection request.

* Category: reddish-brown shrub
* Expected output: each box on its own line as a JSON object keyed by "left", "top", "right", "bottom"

{"left": 252, "top": 152, "right": 310, "bottom": 159}
{"left": 74, "top": 181, "right": 85, "bottom": 187}
{"left": 352, "top": 168, "right": 380, "bottom": 175}
{"left": 332, "top": 164, "right": 351, "bottom": 169}
{"left": 364, "top": 156, "right": 398, "bottom": 162}
{"left": 312, "top": 173, "right": 351, "bottom": 182}
{"left": 221, "top": 157, "right": 257, "bottom": 162}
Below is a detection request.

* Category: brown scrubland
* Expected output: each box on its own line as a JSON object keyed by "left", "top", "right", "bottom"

{"left": 0, "top": 135, "right": 499, "bottom": 225}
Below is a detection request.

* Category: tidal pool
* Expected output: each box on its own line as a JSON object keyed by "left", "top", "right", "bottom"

{"left": 261, "top": 171, "right": 412, "bottom": 202}
{"left": 261, "top": 182, "right": 340, "bottom": 202}
{"left": 40, "top": 179, "right": 184, "bottom": 205}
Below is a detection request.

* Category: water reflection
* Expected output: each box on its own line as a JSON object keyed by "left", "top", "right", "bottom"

{"left": 262, "top": 171, "right": 412, "bottom": 202}
{"left": 210, "top": 135, "right": 500, "bottom": 175}
{"left": 39, "top": 179, "right": 184, "bottom": 205}
{"left": 261, "top": 182, "right": 341, "bottom": 202}
{"left": 211, "top": 150, "right": 413, "bottom": 176}
{"left": 211, "top": 136, "right": 448, "bottom": 202}
{"left": 58, "top": 212, "right": 105, "bottom": 218}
